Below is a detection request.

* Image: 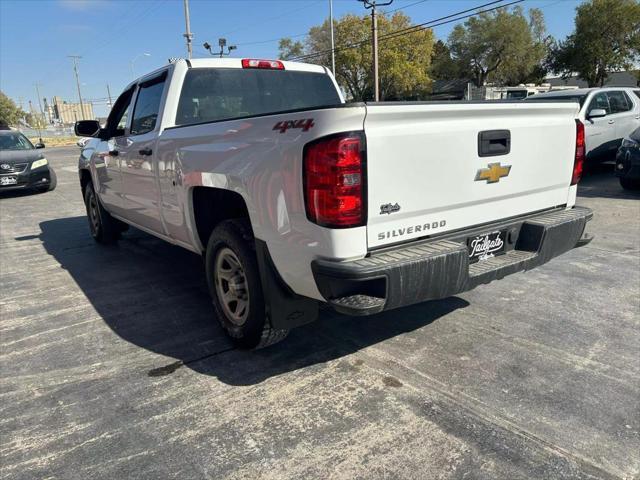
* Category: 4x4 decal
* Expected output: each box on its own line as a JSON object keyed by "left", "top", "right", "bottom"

{"left": 273, "top": 119, "right": 315, "bottom": 134}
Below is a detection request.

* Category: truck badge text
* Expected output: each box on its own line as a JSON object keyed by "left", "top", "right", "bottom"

{"left": 273, "top": 119, "right": 315, "bottom": 134}
{"left": 378, "top": 220, "right": 446, "bottom": 241}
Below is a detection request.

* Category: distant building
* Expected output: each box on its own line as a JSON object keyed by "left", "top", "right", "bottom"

{"left": 545, "top": 70, "right": 639, "bottom": 88}
{"left": 51, "top": 96, "right": 94, "bottom": 125}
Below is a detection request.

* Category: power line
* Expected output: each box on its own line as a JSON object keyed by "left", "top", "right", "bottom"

{"left": 377, "top": 0, "right": 507, "bottom": 41}
{"left": 292, "top": 0, "right": 507, "bottom": 61}
{"left": 234, "top": 0, "right": 443, "bottom": 49}
{"left": 291, "top": 0, "right": 517, "bottom": 62}
{"left": 219, "top": 0, "right": 324, "bottom": 37}
{"left": 235, "top": 32, "right": 308, "bottom": 47}
{"left": 385, "top": 0, "right": 430, "bottom": 14}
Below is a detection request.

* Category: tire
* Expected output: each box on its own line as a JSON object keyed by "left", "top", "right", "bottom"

{"left": 205, "top": 219, "right": 288, "bottom": 349}
{"left": 620, "top": 177, "right": 640, "bottom": 191}
{"left": 83, "top": 182, "right": 120, "bottom": 244}
{"left": 46, "top": 168, "right": 57, "bottom": 191}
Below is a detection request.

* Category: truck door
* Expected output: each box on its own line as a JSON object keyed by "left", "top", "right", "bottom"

{"left": 91, "top": 87, "right": 135, "bottom": 216}
{"left": 120, "top": 72, "right": 167, "bottom": 234}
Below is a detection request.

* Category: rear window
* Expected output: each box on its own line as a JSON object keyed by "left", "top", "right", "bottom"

{"left": 176, "top": 68, "right": 342, "bottom": 126}
{"left": 524, "top": 94, "right": 587, "bottom": 107}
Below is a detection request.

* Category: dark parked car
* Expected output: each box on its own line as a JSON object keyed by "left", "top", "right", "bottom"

{"left": 616, "top": 127, "right": 640, "bottom": 191}
{"left": 0, "top": 130, "right": 55, "bottom": 193}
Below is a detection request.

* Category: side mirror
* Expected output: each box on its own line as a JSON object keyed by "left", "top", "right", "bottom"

{"left": 35, "top": 143, "right": 45, "bottom": 149}
{"left": 75, "top": 120, "right": 101, "bottom": 137}
{"left": 588, "top": 108, "right": 607, "bottom": 119}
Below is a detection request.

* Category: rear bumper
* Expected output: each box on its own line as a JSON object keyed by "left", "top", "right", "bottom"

{"left": 312, "top": 207, "right": 593, "bottom": 315}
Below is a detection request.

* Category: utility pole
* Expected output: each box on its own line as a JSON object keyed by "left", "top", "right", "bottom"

{"left": 329, "top": 0, "right": 335, "bottom": 75}
{"left": 68, "top": 55, "right": 85, "bottom": 120}
{"left": 106, "top": 84, "right": 113, "bottom": 110}
{"left": 183, "top": 0, "right": 193, "bottom": 59}
{"left": 34, "top": 82, "right": 45, "bottom": 122}
{"left": 359, "top": 0, "right": 392, "bottom": 102}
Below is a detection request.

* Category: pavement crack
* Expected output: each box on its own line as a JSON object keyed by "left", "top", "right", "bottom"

{"left": 147, "top": 347, "right": 235, "bottom": 377}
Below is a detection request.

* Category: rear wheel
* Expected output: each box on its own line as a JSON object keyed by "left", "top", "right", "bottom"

{"left": 205, "top": 219, "right": 288, "bottom": 349}
{"left": 83, "top": 182, "right": 120, "bottom": 244}
{"left": 620, "top": 177, "right": 640, "bottom": 191}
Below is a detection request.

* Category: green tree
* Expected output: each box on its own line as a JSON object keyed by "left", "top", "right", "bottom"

{"left": 0, "top": 91, "right": 23, "bottom": 127}
{"left": 278, "top": 38, "right": 304, "bottom": 60}
{"left": 448, "top": 7, "right": 549, "bottom": 86}
{"left": 430, "top": 40, "right": 460, "bottom": 81}
{"left": 283, "top": 12, "right": 434, "bottom": 101}
{"left": 547, "top": 0, "right": 640, "bottom": 87}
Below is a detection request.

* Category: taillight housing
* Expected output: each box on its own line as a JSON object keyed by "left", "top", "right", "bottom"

{"left": 572, "top": 119, "right": 585, "bottom": 185}
{"left": 304, "top": 132, "right": 366, "bottom": 228}
{"left": 241, "top": 58, "right": 284, "bottom": 70}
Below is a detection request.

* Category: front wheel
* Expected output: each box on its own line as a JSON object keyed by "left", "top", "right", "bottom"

{"left": 83, "top": 182, "right": 120, "bottom": 244}
{"left": 205, "top": 219, "right": 288, "bottom": 349}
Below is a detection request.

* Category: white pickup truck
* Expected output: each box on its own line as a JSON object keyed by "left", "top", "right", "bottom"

{"left": 76, "top": 58, "right": 592, "bottom": 349}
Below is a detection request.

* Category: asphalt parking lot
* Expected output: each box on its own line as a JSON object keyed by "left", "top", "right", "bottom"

{"left": 1, "top": 146, "right": 639, "bottom": 480}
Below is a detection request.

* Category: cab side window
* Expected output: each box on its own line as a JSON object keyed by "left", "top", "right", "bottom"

{"left": 588, "top": 93, "right": 610, "bottom": 114}
{"left": 606, "top": 91, "right": 632, "bottom": 114}
{"left": 106, "top": 88, "right": 135, "bottom": 138}
{"left": 131, "top": 75, "right": 166, "bottom": 136}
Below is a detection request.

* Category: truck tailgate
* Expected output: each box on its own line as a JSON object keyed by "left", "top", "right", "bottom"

{"left": 364, "top": 102, "right": 580, "bottom": 248}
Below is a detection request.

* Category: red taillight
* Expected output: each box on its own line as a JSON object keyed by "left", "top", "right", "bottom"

{"left": 572, "top": 119, "right": 585, "bottom": 185}
{"left": 241, "top": 58, "right": 284, "bottom": 70}
{"left": 304, "top": 132, "right": 366, "bottom": 228}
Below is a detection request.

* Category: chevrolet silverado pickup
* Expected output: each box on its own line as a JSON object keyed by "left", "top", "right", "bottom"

{"left": 75, "top": 58, "right": 593, "bottom": 349}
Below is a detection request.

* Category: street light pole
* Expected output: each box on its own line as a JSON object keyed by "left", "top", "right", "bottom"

{"left": 183, "top": 0, "right": 193, "bottom": 59}
{"left": 329, "top": 0, "right": 335, "bottom": 75}
{"left": 68, "top": 55, "right": 85, "bottom": 120}
{"left": 359, "top": 0, "right": 393, "bottom": 102}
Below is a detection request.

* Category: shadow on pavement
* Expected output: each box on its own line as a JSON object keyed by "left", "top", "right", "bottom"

{"left": 578, "top": 163, "right": 640, "bottom": 199}
{"left": 34, "top": 215, "right": 468, "bottom": 385}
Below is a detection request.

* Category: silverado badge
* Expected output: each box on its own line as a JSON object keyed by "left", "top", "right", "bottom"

{"left": 475, "top": 162, "right": 511, "bottom": 183}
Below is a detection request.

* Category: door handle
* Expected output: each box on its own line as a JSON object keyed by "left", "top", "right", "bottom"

{"left": 608, "top": 120, "right": 615, "bottom": 124}
{"left": 108, "top": 150, "right": 119, "bottom": 156}
{"left": 139, "top": 148, "right": 153, "bottom": 156}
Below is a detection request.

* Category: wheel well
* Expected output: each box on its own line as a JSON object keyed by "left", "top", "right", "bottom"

{"left": 79, "top": 169, "right": 91, "bottom": 195}
{"left": 192, "top": 187, "right": 251, "bottom": 251}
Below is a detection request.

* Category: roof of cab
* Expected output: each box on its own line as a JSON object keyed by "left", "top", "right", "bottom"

{"left": 183, "top": 57, "right": 327, "bottom": 74}
{"left": 529, "top": 86, "right": 638, "bottom": 98}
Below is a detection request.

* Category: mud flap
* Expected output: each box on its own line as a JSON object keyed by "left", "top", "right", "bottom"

{"left": 254, "top": 240, "right": 318, "bottom": 330}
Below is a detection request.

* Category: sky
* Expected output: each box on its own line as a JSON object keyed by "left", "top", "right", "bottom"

{"left": 0, "top": 0, "right": 584, "bottom": 117}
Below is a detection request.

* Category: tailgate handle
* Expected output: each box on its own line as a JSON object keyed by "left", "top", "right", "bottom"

{"left": 478, "top": 130, "right": 510, "bottom": 157}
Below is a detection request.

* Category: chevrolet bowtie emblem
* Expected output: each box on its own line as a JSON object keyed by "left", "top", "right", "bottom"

{"left": 475, "top": 162, "right": 511, "bottom": 183}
